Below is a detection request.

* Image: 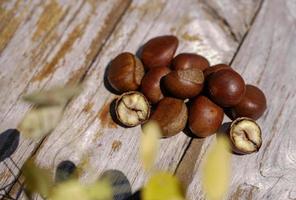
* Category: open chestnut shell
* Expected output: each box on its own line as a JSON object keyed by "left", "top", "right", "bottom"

{"left": 150, "top": 97, "right": 187, "bottom": 137}
{"left": 115, "top": 91, "right": 150, "bottom": 127}
{"left": 229, "top": 117, "right": 262, "bottom": 154}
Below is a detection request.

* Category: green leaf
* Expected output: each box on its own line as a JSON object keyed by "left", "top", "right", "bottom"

{"left": 140, "top": 120, "right": 161, "bottom": 171}
{"left": 202, "top": 136, "right": 231, "bottom": 200}
{"left": 22, "top": 159, "right": 53, "bottom": 198}
{"left": 23, "top": 85, "right": 82, "bottom": 106}
{"left": 51, "top": 180, "right": 112, "bottom": 200}
{"left": 19, "top": 105, "right": 63, "bottom": 139}
{"left": 142, "top": 172, "right": 185, "bottom": 200}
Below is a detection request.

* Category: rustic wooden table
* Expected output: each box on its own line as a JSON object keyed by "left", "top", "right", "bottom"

{"left": 1, "top": 0, "right": 296, "bottom": 199}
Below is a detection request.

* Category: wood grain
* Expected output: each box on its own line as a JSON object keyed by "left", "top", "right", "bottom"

{"left": 0, "top": 0, "right": 131, "bottom": 192}
{"left": 29, "top": 0, "right": 261, "bottom": 197}
{"left": 0, "top": 0, "right": 265, "bottom": 199}
{"left": 186, "top": 0, "right": 296, "bottom": 199}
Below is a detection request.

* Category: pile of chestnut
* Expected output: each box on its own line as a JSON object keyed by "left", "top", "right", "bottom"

{"left": 107, "top": 35, "right": 267, "bottom": 155}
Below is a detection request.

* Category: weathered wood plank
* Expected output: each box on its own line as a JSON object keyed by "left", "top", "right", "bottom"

{"left": 27, "top": 0, "right": 263, "bottom": 196}
{"left": 0, "top": 0, "right": 131, "bottom": 192}
{"left": 186, "top": 0, "right": 296, "bottom": 199}
{"left": 200, "top": 0, "right": 261, "bottom": 41}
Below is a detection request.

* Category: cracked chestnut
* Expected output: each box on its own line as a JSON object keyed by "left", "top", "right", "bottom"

{"left": 207, "top": 69, "right": 246, "bottom": 107}
{"left": 141, "top": 66, "right": 171, "bottom": 104}
{"left": 229, "top": 117, "right": 262, "bottom": 154}
{"left": 163, "top": 68, "right": 204, "bottom": 99}
{"left": 115, "top": 91, "right": 150, "bottom": 127}
{"left": 230, "top": 85, "right": 267, "bottom": 120}
{"left": 141, "top": 35, "right": 178, "bottom": 70}
{"left": 150, "top": 97, "right": 187, "bottom": 137}
{"left": 188, "top": 96, "right": 224, "bottom": 137}
{"left": 107, "top": 52, "right": 144, "bottom": 93}
{"left": 171, "top": 53, "right": 210, "bottom": 71}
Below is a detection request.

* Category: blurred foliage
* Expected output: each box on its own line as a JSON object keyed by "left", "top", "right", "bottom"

{"left": 19, "top": 85, "right": 82, "bottom": 139}
{"left": 19, "top": 106, "right": 63, "bottom": 139}
{"left": 23, "top": 85, "right": 82, "bottom": 106}
{"left": 51, "top": 180, "right": 112, "bottom": 200}
{"left": 202, "top": 136, "right": 231, "bottom": 200}
{"left": 142, "top": 172, "right": 185, "bottom": 200}
{"left": 140, "top": 120, "right": 161, "bottom": 171}
{"left": 22, "top": 159, "right": 53, "bottom": 198}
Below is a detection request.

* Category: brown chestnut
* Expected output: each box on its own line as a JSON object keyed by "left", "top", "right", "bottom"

{"left": 188, "top": 96, "right": 224, "bottom": 137}
{"left": 171, "top": 53, "right": 209, "bottom": 71}
{"left": 203, "top": 64, "right": 232, "bottom": 78}
{"left": 163, "top": 68, "right": 204, "bottom": 99}
{"left": 230, "top": 85, "right": 267, "bottom": 120}
{"left": 229, "top": 117, "right": 262, "bottom": 154}
{"left": 141, "top": 67, "right": 171, "bottom": 104}
{"left": 115, "top": 91, "right": 150, "bottom": 127}
{"left": 141, "top": 35, "right": 178, "bottom": 70}
{"left": 207, "top": 69, "right": 246, "bottom": 107}
{"left": 107, "top": 52, "right": 144, "bottom": 93}
{"left": 150, "top": 97, "right": 187, "bottom": 137}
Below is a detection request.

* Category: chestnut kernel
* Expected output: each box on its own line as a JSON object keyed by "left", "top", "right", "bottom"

{"left": 189, "top": 96, "right": 224, "bottom": 137}
{"left": 230, "top": 85, "right": 267, "bottom": 120}
{"left": 141, "top": 67, "right": 171, "bottom": 104}
{"left": 141, "top": 35, "right": 178, "bottom": 70}
{"left": 150, "top": 97, "right": 187, "bottom": 137}
{"left": 107, "top": 52, "right": 144, "bottom": 93}
{"left": 171, "top": 53, "right": 210, "bottom": 71}
{"left": 163, "top": 68, "right": 204, "bottom": 99}
{"left": 230, "top": 117, "right": 262, "bottom": 154}
{"left": 203, "top": 64, "right": 232, "bottom": 78}
{"left": 207, "top": 69, "right": 246, "bottom": 107}
{"left": 115, "top": 91, "right": 150, "bottom": 127}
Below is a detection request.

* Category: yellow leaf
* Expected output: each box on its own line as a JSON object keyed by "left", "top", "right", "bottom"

{"left": 140, "top": 121, "right": 161, "bottom": 171}
{"left": 142, "top": 172, "right": 185, "bottom": 200}
{"left": 19, "top": 106, "right": 63, "bottom": 139}
{"left": 202, "top": 136, "right": 231, "bottom": 200}
{"left": 23, "top": 85, "right": 82, "bottom": 106}
{"left": 22, "top": 160, "right": 53, "bottom": 198}
{"left": 51, "top": 180, "right": 112, "bottom": 200}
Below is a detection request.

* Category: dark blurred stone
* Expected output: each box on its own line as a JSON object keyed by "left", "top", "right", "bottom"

{"left": 0, "top": 129, "right": 20, "bottom": 162}
{"left": 55, "top": 160, "right": 76, "bottom": 183}
{"left": 99, "top": 169, "right": 132, "bottom": 200}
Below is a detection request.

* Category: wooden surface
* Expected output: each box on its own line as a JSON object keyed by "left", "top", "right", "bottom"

{"left": 1, "top": 0, "right": 295, "bottom": 199}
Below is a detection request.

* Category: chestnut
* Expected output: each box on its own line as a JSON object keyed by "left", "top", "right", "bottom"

{"left": 203, "top": 64, "right": 232, "bottom": 78}
{"left": 229, "top": 117, "right": 262, "bottom": 154}
{"left": 141, "top": 35, "right": 178, "bottom": 70}
{"left": 230, "top": 85, "right": 267, "bottom": 120}
{"left": 171, "top": 53, "right": 209, "bottom": 71}
{"left": 163, "top": 68, "right": 204, "bottom": 99}
{"left": 150, "top": 97, "right": 187, "bottom": 137}
{"left": 115, "top": 91, "right": 150, "bottom": 127}
{"left": 188, "top": 96, "right": 224, "bottom": 137}
{"left": 207, "top": 69, "right": 246, "bottom": 107}
{"left": 107, "top": 52, "right": 144, "bottom": 93}
{"left": 141, "top": 67, "right": 171, "bottom": 104}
